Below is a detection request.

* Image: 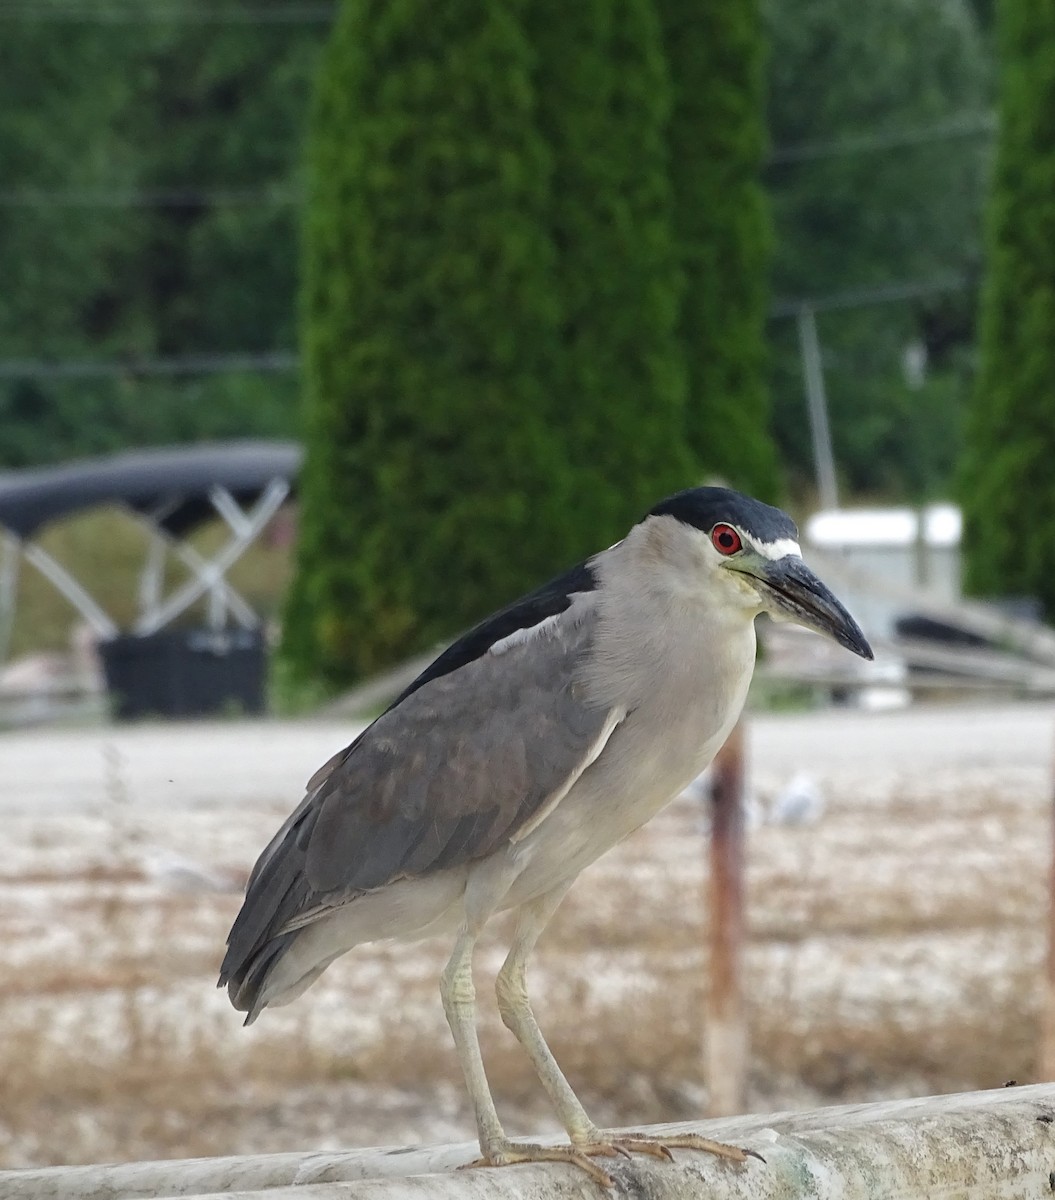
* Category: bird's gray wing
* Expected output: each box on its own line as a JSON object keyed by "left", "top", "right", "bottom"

{"left": 220, "top": 593, "right": 620, "bottom": 987}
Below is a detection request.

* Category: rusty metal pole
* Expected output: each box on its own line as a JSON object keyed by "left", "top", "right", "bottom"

{"left": 1040, "top": 725, "right": 1055, "bottom": 1079}
{"left": 704, "top": 718, "right": 748, "bottom": 1116}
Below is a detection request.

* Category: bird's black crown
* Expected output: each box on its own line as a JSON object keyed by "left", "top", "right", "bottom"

{"left": 648, "top": 487, "right": 798, "bottom": 545}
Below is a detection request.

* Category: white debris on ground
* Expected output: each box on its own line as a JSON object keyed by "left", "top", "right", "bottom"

{"left": 683, "top": 769, "right": 823, "bottom": 829}
{"left": 0, "top": 703, "right": 1050, "bottom": 1168}
{"left": 137, "top": 849, "right": 245, "bottom": 893}
{"left": 769, "top": 772, "right": 825, "bottom": 827}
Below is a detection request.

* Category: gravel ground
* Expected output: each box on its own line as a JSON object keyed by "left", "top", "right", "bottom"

{"left": 0, "top": 700, "right": 1051, "bottom": 1167}
{"left": 2, "top": 701, "right": 1051, "bottom": 818}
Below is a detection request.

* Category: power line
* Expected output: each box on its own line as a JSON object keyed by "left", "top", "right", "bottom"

{"left": 0, "top": 112, "right": 997, "bottom": 210}
{"left": 0, "top": 352, "right": 298, "bottom": 380}
{"left": 0, "top": 4, "right": 334, "bottom": 22}
{"left": 0, "top": 187, "right": 301, "bottom": 208}
{"left": 768, "top": 114, "right": 995, "bottom": 165}
{"left": 0, "top": 277, "right": 976, "bottom": 380}
{"left": 0, "top": 187, "right": 300, "bottom": 209}
{"left": 770, "top": 274, "right": 971, "bottom": 319}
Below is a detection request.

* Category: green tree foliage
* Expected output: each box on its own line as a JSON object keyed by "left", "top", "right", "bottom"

{"left": 282, "top": 0, "right": 701, "bottom": 691}
{"left": 1, "top": 2, "right": 1000, "bottom": 506}
{"left": 137, "top": 21, "right": 320, "bottom": 356}
{"left": 656, "top": 0, "right": 778, "bottom": 499}
{"left": 0, "top": 22, "right": 143, "bottom": 465}
{"left": 0, "top": 24, "right": 140, "bottom": 364}
{"left": 523, "top": 0, "right": 694, "bottom": 533}
{"left": 764, "top": 0, "right": 991, "bottom": 497}
{"left": 281, "top": 1, "right": 572, "bottom": 690}
{"left": 960, "top": 0, "right": 1055, "bottom": 615}
{"left": 0, "top": 15, "right": 323, "bottom": 467}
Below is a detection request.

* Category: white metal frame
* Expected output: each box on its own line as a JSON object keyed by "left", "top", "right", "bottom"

{"left": 0, "top": 531, "right": 23, "bottom": 664}
{"left": 20, "top": 543, "right": 120, "bottom": 640}
{"left": 0, "top": 475, "right": 291, "bottom": 663}
{"left": 133, "top": 479, "right": 289, "bottom": 635}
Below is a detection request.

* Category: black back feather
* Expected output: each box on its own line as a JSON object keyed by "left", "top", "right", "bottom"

{"left": 390, "top": 558, "right": 597, "bottom": 707}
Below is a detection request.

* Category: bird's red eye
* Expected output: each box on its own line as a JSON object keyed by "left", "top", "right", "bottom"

{"left": 711, "top": 524, "right": 742, "bottom": 555}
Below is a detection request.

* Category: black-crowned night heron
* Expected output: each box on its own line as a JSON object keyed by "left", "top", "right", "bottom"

{"left": 220, "top": 487, "right": 871, "bottom": 1185}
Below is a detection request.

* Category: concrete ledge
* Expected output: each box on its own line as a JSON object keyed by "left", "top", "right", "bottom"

{"left": 6, "top": 1084, "right": 1055, "bottom": 1199}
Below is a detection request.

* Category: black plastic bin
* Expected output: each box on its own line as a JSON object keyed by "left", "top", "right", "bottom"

{"left": 99, "top": 627, "right": 267, "bottom": 719}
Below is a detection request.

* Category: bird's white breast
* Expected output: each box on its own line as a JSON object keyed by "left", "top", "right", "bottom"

{"left": 500, "top": 586, "right": 758, "bottom": 908}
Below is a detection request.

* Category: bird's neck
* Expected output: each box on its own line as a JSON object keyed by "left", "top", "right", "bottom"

{"left": 580, "top": 536, "right": 759, "bottom": 727}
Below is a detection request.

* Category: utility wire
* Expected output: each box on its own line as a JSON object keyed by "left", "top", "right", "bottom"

{"left": 767, "top": 113, "right": 995, "bottom": 165}
{"left": 0, "top": 113, "right": 997, "bottom": 210}
{"left": 0, "top": 4, "right": 334, "bottom": 22}
{"left": 770, "top": 274, "right": 971, "bottom": 319}
{"left": 0, "top": 277, "right": 975, "bottom": 381}
{"left": 0, "top": 187, "right": 301, "bottom": 208}
{"left": 0, "top": 352, "right": 298, "bottom": 380}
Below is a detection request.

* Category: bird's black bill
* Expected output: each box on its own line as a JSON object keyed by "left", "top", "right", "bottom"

{"left": 756, "top": 556, "right": 873, "bottom": 660}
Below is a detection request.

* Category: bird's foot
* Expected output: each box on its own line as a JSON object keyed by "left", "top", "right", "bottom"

{"left": 464, "top": 1140, "right": 624, "bottom": 1187}
{"left": 463, "top": 1131, "right": 761, "bottom": 1188}
{"left": 599, "top": 1130, "right": 763, "bottom": 1165}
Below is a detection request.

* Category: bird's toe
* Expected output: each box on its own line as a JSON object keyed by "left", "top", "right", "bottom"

{"left": 464, "top": 1141, "right": 617, "bottom": 1187}
{"left": 600, "top": 1131, "right": 761, "bottom": 1165}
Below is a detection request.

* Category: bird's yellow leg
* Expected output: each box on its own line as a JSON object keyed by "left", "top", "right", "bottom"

{"left": 443, "top": 907, "right": 756, "bottom": 1188}
{"left": 441, "top": 925, "right": 617, "bottom": 1186}
{"left": 495, "top": 888, "right": 603, "bottom": 1139}
{"left": 494, "top": 891, "right": 759, "bottom": 1174}
{"left": 440, "top": 928, "right": 506, "bottom": 1152}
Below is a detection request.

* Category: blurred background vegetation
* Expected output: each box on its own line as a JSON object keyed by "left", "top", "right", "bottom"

{"left": 0, "top": 0, "right": 1032, "bottom": 688}
{"left": 0, "top": 0, "right": 992, "bottom": 494}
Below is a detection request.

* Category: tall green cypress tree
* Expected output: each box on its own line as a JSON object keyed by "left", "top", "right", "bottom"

{"left": 281, "top": 0, "right": 572, "bottom": 691}
{"left": 655, "top": 0, "right": 778, "bottom": 499}
{"left": 282, "top": 0, "right": 711, "bottom": 693}
{"left": 526, "top": 0, "right": 695, "bottom": 547}
{"left": 960, "top": 0, "right": 1055, "bottom": 616}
